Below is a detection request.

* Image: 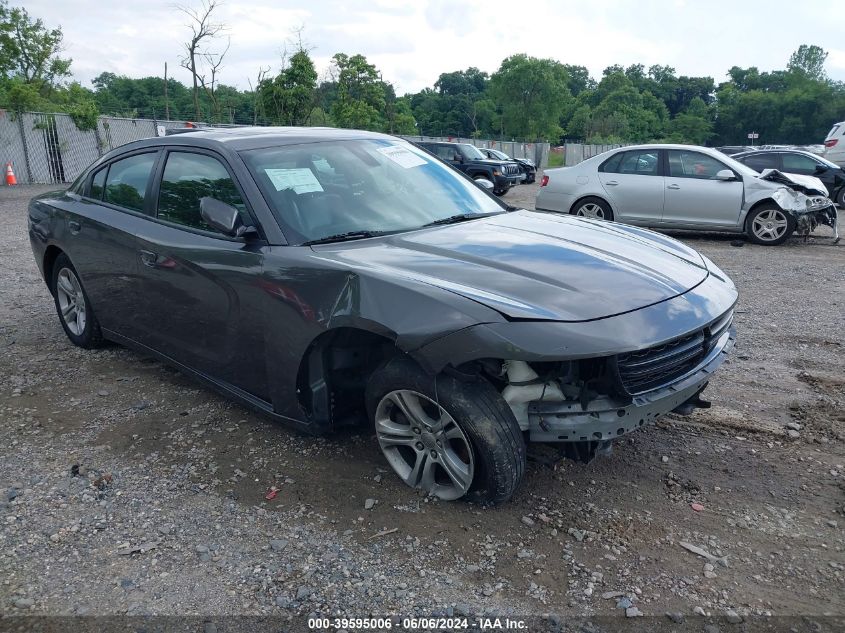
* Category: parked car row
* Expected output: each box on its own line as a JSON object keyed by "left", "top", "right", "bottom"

{"left": 414, "top": 141, "right": 535, "bottom": 195}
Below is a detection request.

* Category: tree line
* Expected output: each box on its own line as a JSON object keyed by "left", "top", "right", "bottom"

{"left": 1, "top": 0, "right": 842, "bottom": 146}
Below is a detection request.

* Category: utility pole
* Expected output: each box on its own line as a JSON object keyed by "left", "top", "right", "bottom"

{"left": 164, "top": 62, "right": 170, "bottom": 120}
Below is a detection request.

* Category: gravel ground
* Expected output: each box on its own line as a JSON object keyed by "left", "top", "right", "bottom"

{"left": 1, "top": 180, "right": 844, "bottom": 627}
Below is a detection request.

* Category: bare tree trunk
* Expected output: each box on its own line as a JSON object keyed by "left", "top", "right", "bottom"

{"left": 164, "top": 62, "right": 170, "bottom": 120}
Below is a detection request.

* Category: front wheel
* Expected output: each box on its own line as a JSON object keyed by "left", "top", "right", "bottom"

{"left": 746, "top": 204, "right": 795, "bottom": 245}
{"left": 835, "top": 187, "right": 845, "bottom": 208}
{"left": 571, "top": 197, "right": 614, "bottom": 221}
{"left": 366, "top": 358, "right": 525, "bottom": 503}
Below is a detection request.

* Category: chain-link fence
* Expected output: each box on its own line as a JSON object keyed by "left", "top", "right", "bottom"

{"left": 1, "top": 111, "right": 552, "bottom": 185}
{"left": 1, "top": 112, "right": 191, "bottom": 185}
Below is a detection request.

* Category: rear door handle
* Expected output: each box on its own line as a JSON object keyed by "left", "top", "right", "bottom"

{"left": 605, "top": 180, "right": 619, "bottom": 186}
{"left": 68, "top": 220, "right": 81, "bottom": 233}
{"left": 139, "top": 250, "right": 158, "bottom": 267}
{"left": 667, "top": 184, "right": 681, "bottom": 190}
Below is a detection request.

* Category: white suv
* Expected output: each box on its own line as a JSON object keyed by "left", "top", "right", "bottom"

{"left": 824, "top": 122, "right": 845, "bottom": 167}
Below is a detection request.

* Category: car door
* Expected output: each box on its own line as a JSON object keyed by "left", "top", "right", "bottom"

{"left": 131, "top": 148, "right": 270, "bottom": 400}
{"left": 66, "top": 150, "right": 160, "bottom": 339}
{"left": 596, "top": 149, "right": 665, "bottom": 224}
{"left": 662, "top": 149, "right": 744, "bottom": 228}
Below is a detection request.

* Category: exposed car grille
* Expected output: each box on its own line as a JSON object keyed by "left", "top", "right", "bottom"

{"left": 614, "top": 310, "right": 733, "bottom": 395}
{"left": 504, "top": 164, "right": 520, "bottom": 176}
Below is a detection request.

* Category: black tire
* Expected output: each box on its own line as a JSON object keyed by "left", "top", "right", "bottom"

{"left": 745, "top": 203, "right": 795, "bottom": 246}
{"left": 51, "top": 253, "right": 105, "bottom": 348}
{"left": 836, "top": 187, "right": 845, "bottom": 208}
{"left": 365, "top": 357, "right": 526, "bottom": 503}
{"left": 570, "top": 196, "right": 614, "bottom": 221}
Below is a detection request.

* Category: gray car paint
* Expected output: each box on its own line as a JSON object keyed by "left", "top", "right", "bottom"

{"left": 29, "top": 128, "right": 737, "bottom": 441}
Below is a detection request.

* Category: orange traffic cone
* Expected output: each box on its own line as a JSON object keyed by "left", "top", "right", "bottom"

{"left": 5, "top": 162, "right": 17, "bottom": 186}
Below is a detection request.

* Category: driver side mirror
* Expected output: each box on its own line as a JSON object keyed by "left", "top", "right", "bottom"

{"left": 814, "top": 164, "right": 829, "bottom": 174}
{"left": 453, "top": 154, "right": 463, "bottom": 163}
{"left": 714, "top": 169, "right": 737, "bottom": 181}
{"left": 200, "top": 197, "right": 256, "bottom": 238}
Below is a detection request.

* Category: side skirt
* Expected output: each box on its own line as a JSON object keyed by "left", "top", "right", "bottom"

{"left": 101, "top": 328, "right": 319, "bottom": 435}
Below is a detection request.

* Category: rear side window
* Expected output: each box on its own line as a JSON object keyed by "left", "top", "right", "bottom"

{"left": 740, "top": 153, "right": 779, "bottom": 172}
{"left": 157, "top": 152, "right": 247, "bottom": 232}
{"left": 827, "top": 124, "right": 840, "bottom": 140}
{"left": 103, "top": 153, "right": 157, "bottom": 211}
{"left": 90, "top": 167, "right": 107, "bottom": 199}
{"left": 606, "top": 150, "right": 659, "bottom": 175}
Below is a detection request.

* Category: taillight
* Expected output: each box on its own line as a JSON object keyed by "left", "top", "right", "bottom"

{"left": 825, "top": 139, "right": 838, "bottom": 148}
{"left": 540, "top": 175, "right": 549, "bottom": 187}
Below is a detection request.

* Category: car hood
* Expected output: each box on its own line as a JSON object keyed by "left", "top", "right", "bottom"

{"left": 312, "top": 211, "right": 709, "bottom": 322}
{"left": 757, "top": 169, "right": 828, "bottom": 196}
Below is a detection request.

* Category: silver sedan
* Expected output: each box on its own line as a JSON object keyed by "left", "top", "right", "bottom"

{"left": 536, "top": 144, "right": 837, "bottom": 245}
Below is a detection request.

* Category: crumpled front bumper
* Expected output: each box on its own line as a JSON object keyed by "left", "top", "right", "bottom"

{"left": 527, "top": 324, "right": 736, "bottom": 442}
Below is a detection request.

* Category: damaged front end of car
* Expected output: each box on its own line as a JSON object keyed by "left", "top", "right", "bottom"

{"left": 758, "top": 169, "right": 839, "bottom": 242}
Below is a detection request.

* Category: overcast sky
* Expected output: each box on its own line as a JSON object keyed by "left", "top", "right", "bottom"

{"left": 26, "top": 0, "right": 845, "bottom": 94}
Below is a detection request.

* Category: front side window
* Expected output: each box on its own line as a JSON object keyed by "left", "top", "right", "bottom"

{"left": 241, "top": 139, "right": 505, "bottom": 244}
{"left": 156, "top": 152, "right": 247, "bottom": 232}
{"left": 667, "top": 150, "right": 728, "bottom": 179}
{"left": 458, "top": 144, "right": 486, "bottom": 160}
{"left": 781, "top": 153, "right": 821, "bottom": 174}
{"left": 103, "top": 153, "right": 158, "bottom": 211}
{"left": 433, "top": 145, "right": 460, "bottom": 161}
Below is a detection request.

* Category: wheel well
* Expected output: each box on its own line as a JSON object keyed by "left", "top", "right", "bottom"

{"left": 43, "top": 246, "right": 64, "bottom": 295}
{"left": 569, "top": 195, "right": 611, "bottom": 215}
{"left": 296, "top": 328, "right": 399, "bottom": 429}
{"left": 744, "top": 199, "right": 781, "bottom": 229}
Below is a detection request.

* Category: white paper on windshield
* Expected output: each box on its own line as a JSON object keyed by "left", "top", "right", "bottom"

{"left": 264, "top": 168, "right": 324, "bottom": 194}
{"left": 377, "top": 145, "right": 427, "bottom": 169}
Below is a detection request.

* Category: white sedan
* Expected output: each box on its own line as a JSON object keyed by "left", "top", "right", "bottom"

{"left": 535, "top": 144, "right": 837, "bottom": 245}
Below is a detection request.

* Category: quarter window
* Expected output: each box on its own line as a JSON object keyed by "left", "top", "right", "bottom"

{"left": 90, "top": 166, "right": 107, "bottom": 199}
{"left": 157, "top": 152, "right": 247, "bottom": 232}
{"left": 103, "top": 153, "right": 157, "bottom": 211}
{"left": 667, "top": 150, "right": 728, "bottom": 179}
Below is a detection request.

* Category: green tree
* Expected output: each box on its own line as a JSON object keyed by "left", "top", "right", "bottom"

{"left": 330, "top": 53, "right": 385, "bottom": 130}
{"left": 259, "top": 49, "right": 317, "bottom": 126}
{"left": 489, "top": 54, "right": 571, "bottom": 140}
{"left": 0, "top": 1, "right": 71, "bottom": 89}
{"left": 788, "top": 44, "right": 828, "bottom": 81}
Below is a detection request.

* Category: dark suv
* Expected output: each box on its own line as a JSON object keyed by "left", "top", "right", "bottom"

{"left": 415, "top": 141, "right": 523, "bottom": 195}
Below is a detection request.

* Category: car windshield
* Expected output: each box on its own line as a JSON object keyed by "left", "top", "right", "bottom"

{"left": 489, "top": 149, "right": 508, "bottom": 160}
{"left": 241, "top": 139, "right": 505, "bottom": 244}
{"left": 459, "top": 144, "right": 486, "bottom": 160}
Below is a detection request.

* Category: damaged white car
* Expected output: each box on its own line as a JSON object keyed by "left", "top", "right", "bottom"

{"left": 536, "top": 144, "right": 839, "bottom": 245}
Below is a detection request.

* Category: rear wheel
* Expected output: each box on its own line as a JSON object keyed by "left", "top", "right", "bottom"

{"left": 51, "top": 253, "right": 104, "bottom": 348}
{"left": 571, "top": 197, "right": 614, "bottom": 221}
{"left": 835, "top": 187, "right": 845, "bottom": 208}
{"left": 366, "top": 358, "right": 525, "bottom": 503}
{"left": 746, "top": 204, "right": 795, "bottom": 245}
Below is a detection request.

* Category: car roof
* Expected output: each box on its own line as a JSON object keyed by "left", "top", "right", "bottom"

{"left": 731, "top": 149, "right": 819, "bottom": 159}
{"left": 105, "top": 126, "right": 398, "bottom": 156}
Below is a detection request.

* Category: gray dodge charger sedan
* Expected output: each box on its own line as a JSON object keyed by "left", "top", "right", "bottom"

{"left": 28, "top": 127, "right": 737, "bottom": 502}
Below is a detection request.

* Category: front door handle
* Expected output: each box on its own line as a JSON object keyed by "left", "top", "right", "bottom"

{"left": 605, "top": 180, "right": 619, "bottom": 186}
{"left": 68, "top": 220, "right": 81, "bottom": 234}
{"left": 139, "top": 250, "right": 158, "bottom": 267}
{"left": 667, "top": 184, "right": 681, "bottom": 190}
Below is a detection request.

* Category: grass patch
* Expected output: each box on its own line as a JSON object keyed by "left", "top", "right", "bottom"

{"left": 547, "top": 152, "right": 564, "bottom": 168}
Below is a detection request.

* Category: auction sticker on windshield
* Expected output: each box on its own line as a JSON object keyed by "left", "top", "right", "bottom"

{"left": 265, "top": 168, "right": 324, "bottom": 194}
{"left": 377, "top": 145, "right": 427, "bottom": 168}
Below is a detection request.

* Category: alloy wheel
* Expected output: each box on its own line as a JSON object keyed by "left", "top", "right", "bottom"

{"left": 576, "top": 203, "right": 606, "bottom": 219}
{"left": 56, "top": 267, "right": 87, "bottom": 336}
{"left": 374, "top": 389, "right": 474, "bottom": 500}
{"left": 751, "top": 208, "right": 788, "bottom": 242}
